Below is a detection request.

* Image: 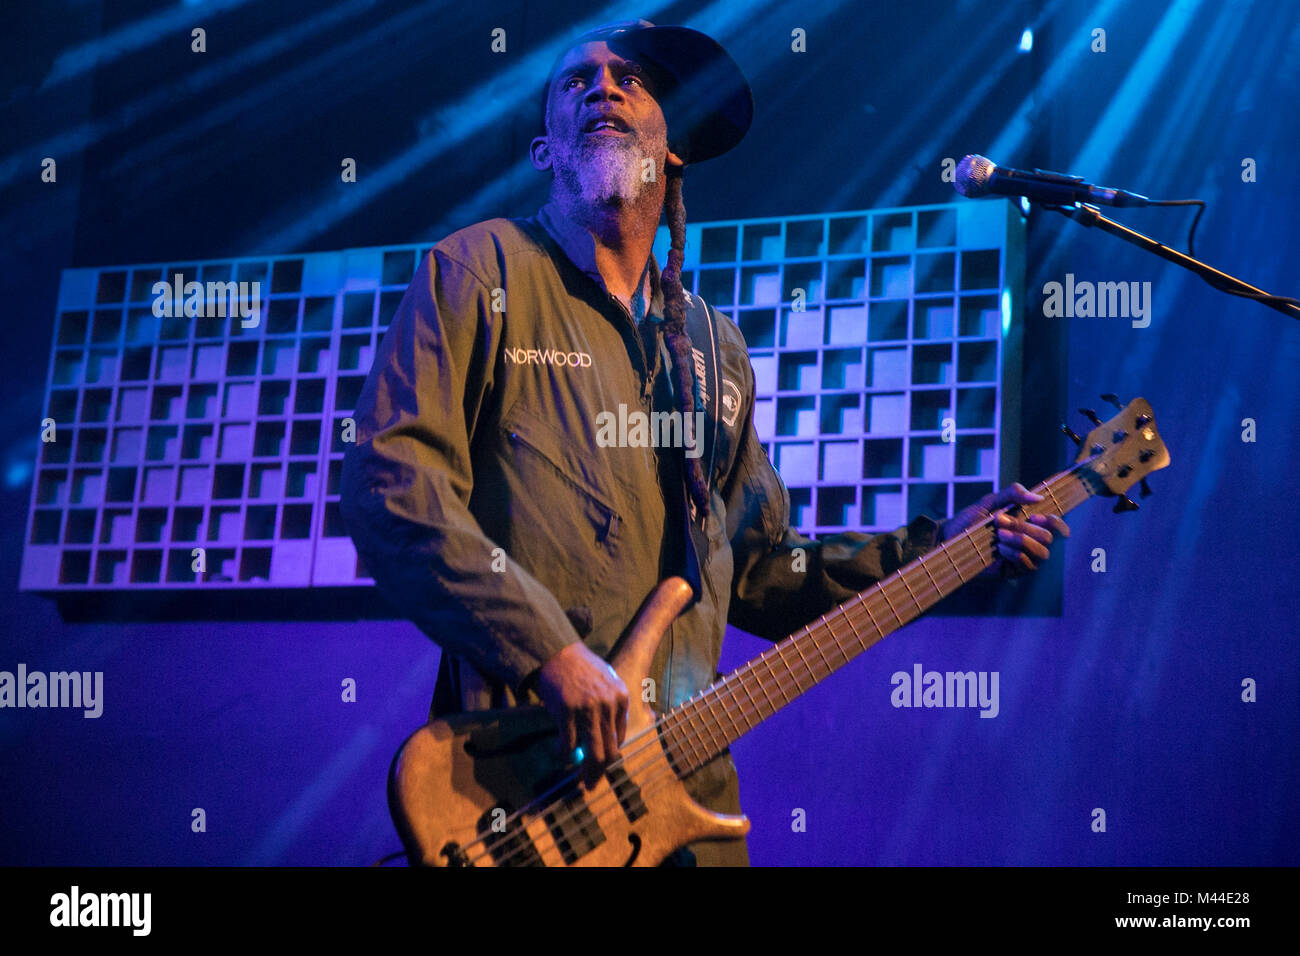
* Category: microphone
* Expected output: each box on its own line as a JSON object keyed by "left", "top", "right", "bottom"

{"left": 954, "top": 154, "right": 1151, "bottom": 208}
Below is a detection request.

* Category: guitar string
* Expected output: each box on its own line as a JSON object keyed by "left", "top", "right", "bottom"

{"left": 465, "top": 470, "right": 1089, "bottom": 867}
{"left": 459, "top": 470, "right": 1089, "bottom": 865}
{"left": 462, "top": 522, "right": 1003, "bottom": 867}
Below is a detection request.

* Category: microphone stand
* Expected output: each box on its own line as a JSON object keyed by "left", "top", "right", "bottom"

{"left": 1043, "top": 202, "right": 1300, "bottom": 321}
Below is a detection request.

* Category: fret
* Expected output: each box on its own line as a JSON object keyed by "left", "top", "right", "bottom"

{"left": 708, "top": 691, "right": 739, "bottom": 750}
{"left": 812, "top": 614, "right": 837, "bottom": 671}
{"left": 706, "top": 685, "right": 742, "bottom": 744}
{"left": 759, "top": 652, "right": 791, "bottom": 708}
{"left": 1044, "top": 481, "right": 1064, "bottom": 515}
{"left": 964, "top": 530, "right": 987, "bottom": 571}
{"left": 730, "top": 677, "right": 759, "bottom": 732}
{"left": 693, "top": 695, "right": 727, "bottom": 761}
{"left": 790, "top": 635, "right": 817, "bottom": 688}
{"left": 672, "top": 714, "right": 705, "bottom": 771}
{"left": 842, "top": 604, "right": 868, "bottom": 651}
{"left": 860, "top": 597, "right": 883, "bottom": 641}
{"left": 897, "top": 571, "right": 924, "bottom": 616}
{"left": 769, "top": 645, "right": 795, "bottom": 704}
{"left": 877, "top": 583, "right": 904, "bottom": 629}
{"left": 735, "top": 670, "right": 763, "bottom": 727}
{"left": 728, "top": 676, "right": 759, "bottom": 728}
{"left": 917, "top": 553, "right": 946, "bottom": 598}
{"left": 747, "top": 658, "right": 779, "bottom": 719}
{"left": 940, "top": 541, "right": 968, "bottom": 583}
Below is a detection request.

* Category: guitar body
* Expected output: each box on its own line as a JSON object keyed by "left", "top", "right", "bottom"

{"left": 389, "top": 578, "right": 749, "bottom": 866}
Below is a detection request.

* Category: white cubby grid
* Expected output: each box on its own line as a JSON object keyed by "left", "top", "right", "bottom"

{"left": 654, "top": 200, "right": 1022, "bottom": 538}
{"left": 22, "top": 200, "right": 1020, "bottom": 591}
{"left": 22, "top": 248, "right": 426, "bottom": 590}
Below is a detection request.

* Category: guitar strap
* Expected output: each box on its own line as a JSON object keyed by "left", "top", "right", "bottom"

{"left": 673, "top": 289, "right": 722, "bottom": 607}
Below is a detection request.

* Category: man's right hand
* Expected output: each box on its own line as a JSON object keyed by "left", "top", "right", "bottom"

{"left": 534, "top": 642, "right": 629, "bottom": 786}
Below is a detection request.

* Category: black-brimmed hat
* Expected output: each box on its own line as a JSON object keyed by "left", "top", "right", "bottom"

{"left": 538, "top": 19, "right": 753, "bottom": 165}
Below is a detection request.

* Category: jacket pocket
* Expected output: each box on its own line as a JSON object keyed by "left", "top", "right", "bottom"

{"left": 496, "top": 406, "right": 623, "bottom": 604}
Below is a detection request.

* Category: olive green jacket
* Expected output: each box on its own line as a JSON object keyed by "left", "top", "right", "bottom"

{"left": 339, "top": 201, "right": 939, "bottom": 861}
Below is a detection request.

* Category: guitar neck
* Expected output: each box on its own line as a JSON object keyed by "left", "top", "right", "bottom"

{"left": 658, "top": 464, "right": 1096, "bottom": 776}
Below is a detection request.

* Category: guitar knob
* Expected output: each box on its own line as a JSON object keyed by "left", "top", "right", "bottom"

{"left": 1101, "top": 393, "right": 1125, "bottom": 410}
{"left": 1061, "top": 423, "right": 1083, "bottom": 446}
{"left": 1112, "top": 429, "right": 1127, "bottom": 442}
{"left": 1113, "top": 496, "right": 1140, "bottom": 513}
{"left": 1139, "top": 448, "right": 1155, "bottom": 462}
{"left": 1080, "top": 408, "right": 1103, "bottom": 426}
{"left": 1135, "top": 414, "right": 1152, "bottom": 428}
{"left": 1139, "top": 478, "right": 1152, "bottom": 498}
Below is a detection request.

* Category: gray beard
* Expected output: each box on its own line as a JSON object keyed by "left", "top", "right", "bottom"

{"left": 554, "top": 135, "right": 650, "bottom": 206}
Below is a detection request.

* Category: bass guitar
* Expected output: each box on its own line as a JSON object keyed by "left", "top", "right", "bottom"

{"left": 388, "top": 396, "right": 1170, "bottom": 866}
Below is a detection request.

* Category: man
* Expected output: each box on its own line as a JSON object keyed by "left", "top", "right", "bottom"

{"left": 339, "top": 19, "right": 1067, "bottom": 866}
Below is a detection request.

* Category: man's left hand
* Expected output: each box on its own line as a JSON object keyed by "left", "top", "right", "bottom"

{"left": 940, "top": 482, "right": 1070, "bottom": 576}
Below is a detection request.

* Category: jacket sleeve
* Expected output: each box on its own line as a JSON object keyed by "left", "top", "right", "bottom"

{"left": 720, "top": 348, "right": 941, "bottom": 641}
{"left": 339, "top": 248, "right": 579, "bottom": 692}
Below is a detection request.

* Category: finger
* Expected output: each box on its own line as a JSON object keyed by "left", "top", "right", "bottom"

{"left": 998, "top": 543, "right": 1037, "bottom": 571}
{"left": 587, "top": 723, "right": 605, "bottom": 770}
{"left": 615, "top": 691, "right": 629, "bottom": 745}
{"left": 990, "top": 482, "right": 1043, "bottom": 510}
{"left": 1012, "top": 519, "right": 1054, "bottom": 548}
{"left": 1010, "top": 481, "right": 1045, "bottom": 504}
{"left": 561, "top": 713, "right": 578, "bottom": 756}
{"left": 581, "top": 711, "right": 605, "bottom": 768}
{"left": 998, "top": 527, "right": 1049, "bottom": 562}
{"left": 601, "top": 704, "right": 620, "bottom": 766}
{"left": 1029, "top": 513, "right": 1070, "bottom": 538}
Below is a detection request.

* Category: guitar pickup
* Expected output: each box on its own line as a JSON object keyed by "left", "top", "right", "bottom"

{"left": 605, "top": 764, "right": 648, "bottom": 823}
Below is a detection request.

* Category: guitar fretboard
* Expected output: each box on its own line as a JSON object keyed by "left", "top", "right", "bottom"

{"left": 658, "top": 466, "right": 1094, "bottom": 776}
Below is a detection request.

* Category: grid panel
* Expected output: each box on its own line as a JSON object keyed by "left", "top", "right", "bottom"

{"left": 22, "top": 247, "right": 429, "bottom": 592}
{"left": 22, "top": 201, "right": 1020, "bottom": 592}
{"left": 657, "top": 200, "right": 1023, "bottom": 538}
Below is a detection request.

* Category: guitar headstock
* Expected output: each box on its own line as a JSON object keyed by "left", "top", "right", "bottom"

{"left": 1064, "top": 396, "right": 1171, "bottom": 509}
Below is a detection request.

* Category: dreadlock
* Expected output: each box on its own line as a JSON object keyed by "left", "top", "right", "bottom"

{"left": 654, "top": 166, "right": 711, "bottom": 523}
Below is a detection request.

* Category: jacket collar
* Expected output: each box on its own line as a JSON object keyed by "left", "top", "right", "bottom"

{"left": 536, "top": 200, "right": 665, "bottom": 322}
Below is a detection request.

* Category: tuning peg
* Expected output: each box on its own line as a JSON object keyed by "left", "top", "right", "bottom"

{"left": 1079, "top": 407, "right": 1103, "bottom": 426}
{"left": 1139, "top": 478, "right": 1152, "bottom": 498}
{"left": 1061, "top": 423, "right": 1083, "bottom": 446}
{"left": 1101, "top": 393, "right": 1124, "bottom": 410}
{"left": 1113, "top": 496, "right": 1140, "bottom": 513}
